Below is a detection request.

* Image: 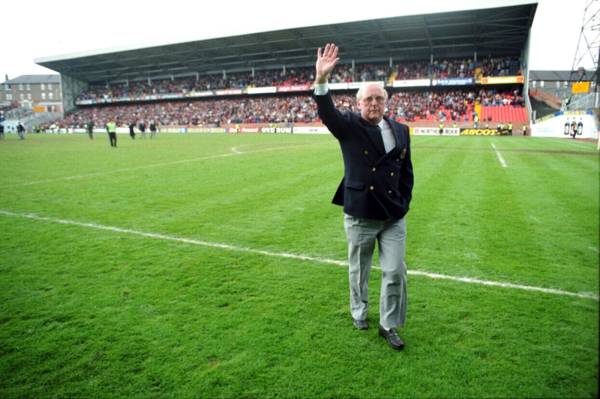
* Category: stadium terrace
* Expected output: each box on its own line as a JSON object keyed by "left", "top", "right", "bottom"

{"left": 29, "top": 3, "right": 542, "bottom": 136}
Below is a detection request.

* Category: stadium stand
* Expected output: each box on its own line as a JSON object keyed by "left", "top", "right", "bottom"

{"left": 51, "top": 57, "right": 527, "bottom": 130}
{"left": 72, "top": 57, "right": 522, "bottom": 104}
{"left": 47, "top": 86, "right": 527, "bottom": 130}
{"left": 34, "top": 4, "right": 538, "bottom": 134}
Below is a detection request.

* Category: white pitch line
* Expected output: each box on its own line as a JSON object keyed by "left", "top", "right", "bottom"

{"left": 491, "top": 143, "right": 508, "bottom": 168}
{"left": 5, "top": 144, "right": 305, "bottom": 188}
{"left": 230, "top": 146, "right": 243, "bottom": 154}
{"left": 0, "top": 209, "right": 597, "bottom": 302}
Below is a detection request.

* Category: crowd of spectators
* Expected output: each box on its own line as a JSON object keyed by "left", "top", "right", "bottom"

{"left": 478, "top": 88, "right": 524, "bottom": 106}
{"left": 388, "top": 88, "right": 523, "bottom": 122}
{"left": 54, "top": 87, "right": 523, "bottom": 128}
{"left": 394, "top": 56, "right": 522, "bottom": 81}
{"left": 388, "top": 90, "right": 474, "bottom": 122}
{"left": 394, "top": 61, "right": 430, "bottom": 80}
{"left": 57, "top": 95, "right": 321, "bottom": 128}
{"left": 76, "top": 56, "right": 522, "bottom": 102}
{"left": 77, "top": 68, "right": 318, "bottom": 102}
{"left": 431, "top": 56, "right": 518, "bottom": 79}
{"left": 478, "top": 56, "right": 522, "bottom": 77}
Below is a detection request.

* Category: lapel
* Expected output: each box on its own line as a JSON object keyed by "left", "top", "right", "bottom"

{"left": 384, "top": 116, "right": 405, "bottom": 151}
{"left": 358, "top": 116, "right": 386, "bottom": 156}
{"left": 373, "top": 117, "right": 404, "bottom": 165}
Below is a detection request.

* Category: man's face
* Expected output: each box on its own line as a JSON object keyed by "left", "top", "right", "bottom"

{"left": 358, "top": 84, "right": 387, "bottom": 124}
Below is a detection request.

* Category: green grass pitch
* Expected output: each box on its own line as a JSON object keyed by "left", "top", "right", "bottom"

{"left": 0, "top": 132, "right": 598, "bottom": 398}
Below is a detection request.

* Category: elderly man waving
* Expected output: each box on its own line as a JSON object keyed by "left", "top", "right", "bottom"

{"left": 312, "top": 43, "right": 414, "bottom": 351}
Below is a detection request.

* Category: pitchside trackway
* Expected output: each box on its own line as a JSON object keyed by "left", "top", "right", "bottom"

{"left": 0, "top": 209, "right": 596, "bottom": 301}
{"left": 1, "top": 134, "right": 598, "bottom": 398}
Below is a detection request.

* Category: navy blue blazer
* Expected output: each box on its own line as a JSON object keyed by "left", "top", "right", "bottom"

{"left": 314, "top": 91, "right": 414, "bottom": 221}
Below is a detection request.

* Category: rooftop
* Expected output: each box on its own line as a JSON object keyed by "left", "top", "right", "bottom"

{"left": 3, "top": 75, "right": 60, "bottom": 85}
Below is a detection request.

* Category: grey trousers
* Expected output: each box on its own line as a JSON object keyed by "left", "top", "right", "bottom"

{"left": 343, "top": 213, "right": 407, "bottom": 330}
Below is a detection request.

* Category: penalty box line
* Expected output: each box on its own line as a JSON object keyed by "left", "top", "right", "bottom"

{"left": 0, "top": 209, "right": 597, "bottom": 302}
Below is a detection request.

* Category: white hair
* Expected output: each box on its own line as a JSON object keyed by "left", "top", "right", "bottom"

{"left": 356, "top": 82, "right": 388, "bottom": 101}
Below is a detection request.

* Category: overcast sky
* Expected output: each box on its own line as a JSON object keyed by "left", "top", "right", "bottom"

{"left": 1, "top": 0, "right": 596, "bottom": 81}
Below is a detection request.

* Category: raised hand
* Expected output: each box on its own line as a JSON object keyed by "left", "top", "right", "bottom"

{"left": 315, "top": 43, "right": 340, "bottom": 84}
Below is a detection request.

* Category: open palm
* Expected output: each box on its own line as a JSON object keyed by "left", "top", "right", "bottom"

{"left": 315, "top": 43, "right": 340, "bottom": 83}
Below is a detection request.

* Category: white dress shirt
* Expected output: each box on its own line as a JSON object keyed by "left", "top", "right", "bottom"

{"left": 314, "top": 82, "right": 395, "bottom": 153}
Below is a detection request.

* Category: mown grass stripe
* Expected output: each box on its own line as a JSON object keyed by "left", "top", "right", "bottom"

{"left": 5, "top": 144, "right": 310, "bottom": 188}
{"left": 1, "top": 208, "right": 596, "bottom": 301}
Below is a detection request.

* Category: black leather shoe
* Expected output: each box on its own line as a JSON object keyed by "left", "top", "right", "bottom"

{"left": 352, "top": 319, "right": 369, "bottom": 330}
{"left": 379, "top": 325, "right": 404, "bottom": 350}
